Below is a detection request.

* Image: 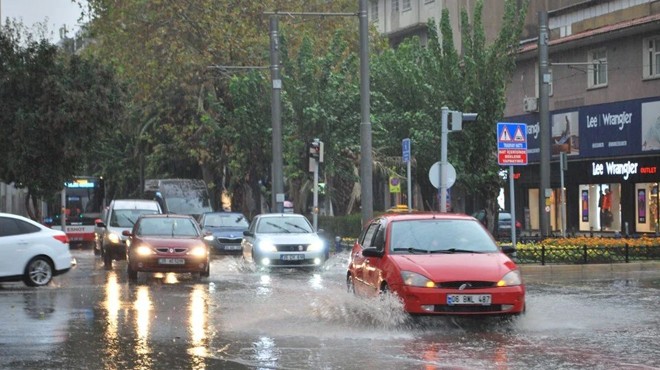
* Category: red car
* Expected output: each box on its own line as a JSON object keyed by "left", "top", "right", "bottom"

{"left": 123, "top": 214, "right": 210, "bottom": 281}
{"left": 347, "top": 213, "right": 525, "bottom": 316}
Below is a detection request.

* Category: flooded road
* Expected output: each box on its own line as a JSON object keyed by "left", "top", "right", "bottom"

{"left": 1, "top": 250, "right": 659, "bottom": 369}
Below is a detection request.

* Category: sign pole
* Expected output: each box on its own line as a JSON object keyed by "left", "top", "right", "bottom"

{"left": 440, "top": 107, "right": 449, "bottom": 212}
{"left": 402, "top": 138, "right": 412, "bottom": 211}
{"left": 509, "top": 165, "right": 516, "bottom": 248}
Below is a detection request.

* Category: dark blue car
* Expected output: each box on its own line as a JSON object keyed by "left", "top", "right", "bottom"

{"left": 199, "top": 212, "right": 249, "bottom": 254}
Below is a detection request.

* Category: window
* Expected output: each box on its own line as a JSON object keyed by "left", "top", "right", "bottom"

{"left": 643, "top": 36, "right": 660, "bottom": 79}
{"left": 370, "top": 0, "right": 378, "bottom": 23}
{"left": 588, "top": 49, "right": 607, "bottom": 88}
{"left": 402, "top": 0, "right": 411, "bottom": 11}
{"left": 392, "top": 0, "right": 399, "bottom": 12}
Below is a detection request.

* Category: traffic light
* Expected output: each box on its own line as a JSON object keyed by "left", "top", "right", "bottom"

{"left": 308, "top": 139, "right": 324, "bottom": 163}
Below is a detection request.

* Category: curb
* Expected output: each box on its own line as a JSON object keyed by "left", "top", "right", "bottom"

{"left": 519, "top": 261, "right": 660, "bottom": 282}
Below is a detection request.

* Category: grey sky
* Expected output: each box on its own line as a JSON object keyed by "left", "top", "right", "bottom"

{"left": 1, "top": 0, "right": 88, "bottom": 41}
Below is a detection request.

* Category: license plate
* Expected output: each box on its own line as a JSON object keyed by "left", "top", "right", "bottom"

{"left": 70, "top": 237, "right": 83, "bottom": 241}
{"left": 281, "top": 254, "right": 305, "bottom": 261}
{"left": 447, "top": 294, "right": 491, "bottom": 305}
{"left": 223, "top": 245, "right": 241, "bottom": 250}
{"left": 158, "top": 258, "right": 185, "bottom": 265}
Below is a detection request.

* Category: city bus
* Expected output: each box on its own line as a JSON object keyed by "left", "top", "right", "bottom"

{"left": 46, "top": 176, "right": 105, "bottom": 248}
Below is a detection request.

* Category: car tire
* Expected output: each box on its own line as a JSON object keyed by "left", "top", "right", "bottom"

{"left": 127, "top": 263, "right": 138, "bottom": 281}
{"left": 201, "top": 262, "right": 210, "bottom": 278}
{"left": 103, "top": 248, "right": 112, "bottom": 270}
{"left": 93, "top": 243, "right": 101, "bottom": 256}
{"left": 347, "top": 274, "right": 356, "bottom": 294}
{"left": 23, "top": 257, "right": 53, "bottom": 287}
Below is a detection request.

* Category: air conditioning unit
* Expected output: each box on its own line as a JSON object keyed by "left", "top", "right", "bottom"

{"left": 523, "top": 97, "right": 538, "bottom": 112}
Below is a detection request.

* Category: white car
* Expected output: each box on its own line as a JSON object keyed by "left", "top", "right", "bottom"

{"left": 241, "top": 213, "right": 327, "bottom": 268}
{"left": 0, "top": 212, "right": 73, "bottom": 286}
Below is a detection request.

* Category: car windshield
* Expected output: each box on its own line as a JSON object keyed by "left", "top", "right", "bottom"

{"left": 389, "top": 219, "right": 498, "bottom": 254}
{"left": 203, "top": 214, "right": 248, "bottom": 228}
{"left": 137, "top": 218, "right": 199, "bottom": 237}
{"left": 110, "top": 209, "right": 160, "bottom": 228}
{"left": 256, "top": 217, "right": 313, "bottom": 234}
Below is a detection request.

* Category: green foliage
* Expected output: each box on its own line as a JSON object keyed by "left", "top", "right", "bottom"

{"left": 0, "top": 24, "right": 124, "bottom": 219}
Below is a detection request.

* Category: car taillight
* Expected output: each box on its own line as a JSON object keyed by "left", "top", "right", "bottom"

{"left": 53, "top": 234, "right": 69, "bottom": 244}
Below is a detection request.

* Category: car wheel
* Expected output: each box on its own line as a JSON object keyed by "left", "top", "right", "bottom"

{"left": 346, "top": 274, "right": 356, "bottom": 294}
{"left": 379, "top": 282, "right": 391, "bottom": 298}
{"left": 23, "top": 257, "right": 53, "bottom": 287}
{"left": 93, "top": 243, "right": 101, "bottom": 256}
{"left": 201, "top": 262, "right": 210, "bottom": 278}
{"left": 103, "top": 249, "right": 112, "bottom": 270}
{"left": 127, "top": 263, "right": 138, "bottom": 281}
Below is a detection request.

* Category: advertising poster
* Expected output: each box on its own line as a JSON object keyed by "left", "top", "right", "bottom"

{"left": 581, "top": 190, "right": 589, "bottom": 222}
{"left": 638, "top": 189, "right": 646, "bottom": 223}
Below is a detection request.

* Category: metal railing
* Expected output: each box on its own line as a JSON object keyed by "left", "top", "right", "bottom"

{"left": 513, "top": 245, "right": 660, "bottom": 265}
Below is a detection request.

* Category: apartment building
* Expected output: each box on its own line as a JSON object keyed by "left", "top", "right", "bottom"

{"left": 505, "top": 0, "right": 660, "bottom": 235}
{"left": 371, "top": 0, "right": 660, "bottom": 235}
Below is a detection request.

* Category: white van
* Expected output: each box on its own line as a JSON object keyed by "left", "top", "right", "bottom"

{"left": 95, "top": 199, "right": 162, "bottom": 269}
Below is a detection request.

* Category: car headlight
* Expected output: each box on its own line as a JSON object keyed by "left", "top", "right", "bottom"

{"left": 188, "top": 246, "right": 208, "bottom": 257}
{"left": 307, "top": 239, "right": 324, "bottom": 252}
{"left": 401, "top": 271, "right": 436, "bottom": 288}
{"left": 203, "top": 235, "right": 215, "bottom": 241}
{"left": 497, "top": 269, "right": 522, "bottom": 287}
{"left": 258, "top": 239, "right": 277, "bottom": 252}
{"left": 108, "top": 232, "right": 121, "bottom": 244}
{"left": 135, "top": 246, "right": 153, "bottom": 256}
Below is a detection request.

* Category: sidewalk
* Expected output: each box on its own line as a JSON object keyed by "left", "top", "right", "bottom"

{"left": 520, "top": 260, "right": 660, "bottom": 283}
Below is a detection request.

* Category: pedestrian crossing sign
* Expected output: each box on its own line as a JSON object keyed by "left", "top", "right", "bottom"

{"left": 497, "top": 122, "right": 528, "bottom": 165}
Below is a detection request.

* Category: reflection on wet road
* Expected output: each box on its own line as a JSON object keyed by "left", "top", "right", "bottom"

{"left": 0, "top": 250, "right": 658, "bottom": 369}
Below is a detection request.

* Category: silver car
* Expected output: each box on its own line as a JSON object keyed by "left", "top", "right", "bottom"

{"left": 241, "top": 213, "right": 326, "bottom": 268}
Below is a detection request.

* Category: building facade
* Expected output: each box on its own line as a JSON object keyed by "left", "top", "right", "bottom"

{"left": 504, "top": 0, "right": 660, "bottom": 235}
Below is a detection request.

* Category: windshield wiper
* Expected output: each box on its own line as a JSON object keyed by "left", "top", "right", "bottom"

{"left": 285, "top": 222, "right": 309, "bottom": 232}
{"left": 392, "top": 247, "right": 430, "bottom": 254}
{"left": 265, "top": 222, "right": 290, "bottom": 233}
{"left": 432, "top": 248, "right": 482, "bottom": 254}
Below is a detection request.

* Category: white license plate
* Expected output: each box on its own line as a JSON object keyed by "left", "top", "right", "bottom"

{"left": 158, "top": 258, "right": 185, "bottom": 265}
{"left": 447, "top": 294, "right": 492, "bottom": 305}
{"left": 281, "top": 254, "right": 305, "bottom": 261}
{"left": 70, "top": 237, "right": 83, "bottom": 241}
{"left": 223, "top": 245, "right": 241, "bottom": 250}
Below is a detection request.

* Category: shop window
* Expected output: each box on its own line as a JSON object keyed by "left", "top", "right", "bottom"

{"left": 636, "top": 183, "right": 660, "bottom": 233}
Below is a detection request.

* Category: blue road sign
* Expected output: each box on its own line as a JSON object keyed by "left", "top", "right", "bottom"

{"left": 402, "top": 138, "right": 411, "bottom": 163}
{"left": 497, "top": 123, "right": 528, "bottom": 166}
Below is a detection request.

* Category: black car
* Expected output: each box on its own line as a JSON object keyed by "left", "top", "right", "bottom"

{"left": 472, "top": 210, "right": 522, "bottom": 238}
{"left": 199, "top": 212, "right": 249, "bottom": 254}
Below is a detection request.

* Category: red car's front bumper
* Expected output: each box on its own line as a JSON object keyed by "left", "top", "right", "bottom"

{"left": 128, "top": 255, "right": 209, "bottom": 273}
{"left": 396, "top": 285, "right": 526, "bottom": 315}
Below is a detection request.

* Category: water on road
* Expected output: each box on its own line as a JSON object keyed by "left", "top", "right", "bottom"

{"left": 0, "top": 250, "right": 658, "bottom": 369}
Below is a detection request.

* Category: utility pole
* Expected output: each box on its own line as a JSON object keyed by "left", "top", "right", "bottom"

{"left": 358, "top": 0, "right": 373, "bottom": 225}
{"left": 269, "top": 16, "right": 284, "bottom": 213}
{"left": 264, "top": 6, "right": 372, "bottom": 224}
{"left": 538, "top": 11, "right": 551, "bottom": 237}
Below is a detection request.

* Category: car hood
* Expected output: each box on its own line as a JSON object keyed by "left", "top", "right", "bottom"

{"left": 390, "top": 253, "right": 518, "bottom": 281}
{"left": 206, "top": 227, "right": 246, "bottom": 238}
{"left": 138, "top": 237, "right": 205, "bottom": 248}
{"left": 256, "top": 233, "right": 321, "bottom": 244}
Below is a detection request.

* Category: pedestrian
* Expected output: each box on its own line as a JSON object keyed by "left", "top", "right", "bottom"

{"left": 602, "top": 188, "right": 612, "bottom": 229}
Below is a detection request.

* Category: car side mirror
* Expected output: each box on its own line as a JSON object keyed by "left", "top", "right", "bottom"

{"left": 362, "top": 247, "right": 384, "bottom": 258}
{"left": 501, "top": 245, "right": 516, "bottom": 255}
{"left": 122, "top": 230, "right": 133, "bottom": 237}
{"left": 243, "top": 230, "right": 253, "bottom": 237}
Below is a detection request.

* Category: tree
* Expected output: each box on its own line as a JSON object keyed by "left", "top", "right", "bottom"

{"left": 0, "top": 23, "right": 124, "bottom": 220}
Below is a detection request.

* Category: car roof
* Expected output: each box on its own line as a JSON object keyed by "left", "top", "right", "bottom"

{"left": 139, "top": 214, "right": 195, "bottom": 220}
{"left": 379, "top": 212, "right": 477, "bottom": 222}
{"left": 255, "top": 213, "right": 306, "bottom": 218}
{"left": 202, "top": 212, "right": 245, "bottom": 216}
{"left": 111, "top": 199, "right": 161, "bottom": 208}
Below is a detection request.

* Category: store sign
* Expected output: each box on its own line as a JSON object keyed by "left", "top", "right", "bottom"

{"left": 509, "top": 96, "right": 660, "bottom": 163}
{"left": 591, "top": 161, "right": 639, "bottom": 180}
